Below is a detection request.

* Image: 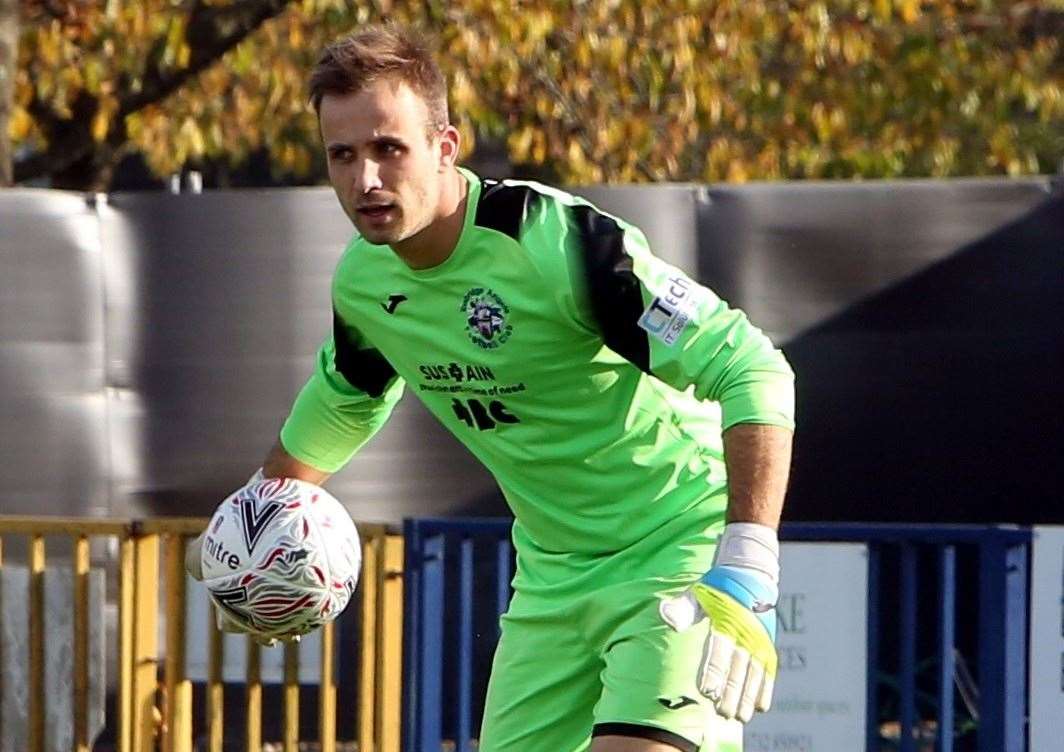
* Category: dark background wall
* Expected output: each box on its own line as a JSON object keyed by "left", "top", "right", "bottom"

{"left": 1, "top": 177, "right": 1061, "bottom": 525}
{"left": 692, "top": 180, "right": 1064, "bottom": 524}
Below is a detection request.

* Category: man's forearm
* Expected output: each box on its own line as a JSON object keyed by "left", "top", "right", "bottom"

{"left": 721, "top": 423, "right": 793, "bottom": 529}
{"left": 186, "top": 439, "right": 332, "bottom": 581}
{"left": 262, "top": 438, "right": 333, "bottom": 485}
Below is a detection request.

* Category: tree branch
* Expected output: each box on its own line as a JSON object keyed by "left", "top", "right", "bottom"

{"left": 120, "top": 0, "right": 294, "bottom": 115}
{"left": 14, "top": 0, "right": 297, "bottom": 186}
{"left": 0, "top": 0, "right": 17, "bottom": 184}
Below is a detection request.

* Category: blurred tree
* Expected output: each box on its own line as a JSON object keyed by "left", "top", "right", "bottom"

{"left": 8, "top": 0, "right": 1064, "bottom": 190}
{"left": 0, "top": 0, "right": 15, "bottom": 184}
{"left": 12, "top": 0, "right": 296, "bottom": 189}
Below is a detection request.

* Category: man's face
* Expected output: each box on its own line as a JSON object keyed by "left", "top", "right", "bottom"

{"left": 319, "top": 79, "right": 447, "bottom": 245}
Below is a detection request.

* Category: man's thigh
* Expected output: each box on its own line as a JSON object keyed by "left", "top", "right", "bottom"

{"left": 590, "top": 736, "right": 696, "bottom": 752}
{"left": 478, "top": 606, "right": 602, "bottom": 752}
{"left": 590, "top": 731, "right": 742, "bottom": 752}
{"left": 591, "top": 591, "right": 744, "bottom": 752}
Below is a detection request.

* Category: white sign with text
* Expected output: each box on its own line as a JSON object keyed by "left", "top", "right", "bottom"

{"left": 1030, "top": 526, "right": 1064, "bottom": 751}
{"left": 743, "top": 542, "right": 869, "bottom": 752}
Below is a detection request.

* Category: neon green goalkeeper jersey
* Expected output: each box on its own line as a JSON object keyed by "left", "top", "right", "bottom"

{"left": 281, "top": 168, "right": 794, "bottom": 568}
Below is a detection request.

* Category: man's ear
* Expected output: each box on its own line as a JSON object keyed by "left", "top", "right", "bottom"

{"left": 438, "top": 124, "right": 461, "bottom": 171}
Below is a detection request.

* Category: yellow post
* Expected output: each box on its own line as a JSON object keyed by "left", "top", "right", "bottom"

{"left": 377, "top": 535, "right": 404, "bottom": 752}
{"left": 283, "top": 641, "right": 300, "bottom": 752}
{"left": 118, "top": 534, "right": 135, "bottom": 752}
{"left": 207, "top": 604, "right": 224, "bottom": 752}
{"left": 319, "top": 620, "right": 336, "bottom": 752}
{"left": 74, "top": 535, "right": 91, "bottom": 752}
{"left": 132, "top": 533, "right": 160, "bottom": 752}
{"left": 28, "top": 534, "right": 45, "bottom": 752}
{"left": 171, "top": 681, "right": 193, "bottom": 751}
{"left": 246, "top": 639, "right": 262, "bottom": 752}
{"left": 164, "top": 534, "right": 191, "bottom": 752}
{"left": 358, "top": 535, "right": 380, "bottom": 752}
{"left": 0, "top": 536, "right": 4, "bottom": 747}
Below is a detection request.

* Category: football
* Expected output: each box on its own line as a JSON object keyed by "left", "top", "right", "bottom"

{"left": 199, "top": 477, "right": 361, "bottom": 640}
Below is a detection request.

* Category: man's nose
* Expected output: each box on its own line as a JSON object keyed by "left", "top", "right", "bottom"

{"left": 355, "top": 159, "right": 383, "bottom": 194}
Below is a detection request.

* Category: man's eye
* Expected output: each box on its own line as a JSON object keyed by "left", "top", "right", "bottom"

{"left": 330, "top": 149, "right": 352, "bottom": 161}
{"left": 379, "top": 143, "right": 400, "bottom": 157}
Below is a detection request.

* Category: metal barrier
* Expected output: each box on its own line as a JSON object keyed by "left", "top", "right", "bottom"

{"left": 402, "top": 519, "right": 513, "bottom": 752}
{"left": 0, "top": 515, "right": 404, "bottom": 752}
{"left": 402, "top": 518, "right": 1031, "bottom": 752}
{"left": 785, "top": 523, "right": 1031, "bottom": 752}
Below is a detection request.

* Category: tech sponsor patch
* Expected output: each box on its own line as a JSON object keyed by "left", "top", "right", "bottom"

{"left": 637, "top": 274, "right": 701, "bottom": 346}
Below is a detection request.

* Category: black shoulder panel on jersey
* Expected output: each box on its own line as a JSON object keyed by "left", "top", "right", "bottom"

{"left": 332, "top": 308, "right": 396, "bottom": 398}
{"left": 569, "top": 205, "right": 651, "bottom": 373}
{"left": 475, "top": 179, "right": 541, "bottom": 240}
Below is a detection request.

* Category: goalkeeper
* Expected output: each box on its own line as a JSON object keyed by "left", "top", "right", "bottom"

{"left": 190, "top": 23, "right": 794, "bottom": 752}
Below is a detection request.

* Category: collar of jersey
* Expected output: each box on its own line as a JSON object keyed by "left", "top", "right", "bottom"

{"left": 401, "top": 165, "right": 482, "bottom": 279}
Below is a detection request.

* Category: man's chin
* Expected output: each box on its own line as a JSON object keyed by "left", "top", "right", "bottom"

{"left": 354, "top": 224, "right": 401, "bottom": 245}
{"left": 359, "top": 230, "right": 392, "bottom": 244}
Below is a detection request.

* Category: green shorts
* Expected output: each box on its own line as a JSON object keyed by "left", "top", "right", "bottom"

{"left": 478, "top": 510, "right": 743, "bottom": 752}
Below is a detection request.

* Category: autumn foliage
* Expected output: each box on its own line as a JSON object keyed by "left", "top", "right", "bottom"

{"left": 10, "top": 0, "right": 1064, "bottom": 189}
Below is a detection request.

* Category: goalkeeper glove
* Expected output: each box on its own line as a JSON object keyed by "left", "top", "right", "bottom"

{"left": 659, "top": 522, "right": 780, "bottom": 723}
{"left": 186, "top": 467, "right": 264, "bottom": 582}
{"left": 214, "top": 606, "right": 301, "bottom": 647}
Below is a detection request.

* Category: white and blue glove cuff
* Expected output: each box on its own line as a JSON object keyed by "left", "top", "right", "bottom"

{"left": 701, "top": 566, "right": 779, "bottom": 640}
{"left": 712, "top": 522, "right": 780, "bottom": 585}
{"left": 704, "top": 522, "right": 781, "bottom": 638}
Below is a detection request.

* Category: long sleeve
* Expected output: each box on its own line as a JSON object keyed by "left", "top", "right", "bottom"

{"left": 279, "top": 310, "right": 405, "bottom": 473}
{"left": 558, "top": 201, "right": 795, "bottom": 432}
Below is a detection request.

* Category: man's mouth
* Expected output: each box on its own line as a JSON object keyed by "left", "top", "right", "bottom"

{"left": 357, "top": 203, "right": 395, "bottom": 219}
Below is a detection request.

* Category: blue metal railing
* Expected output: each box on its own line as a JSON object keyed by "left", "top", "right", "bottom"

{"left": 402, "top": 519, "right": 1031, "bottom": 752}
{"left": 403, "top": 518, "right": 514, "bottom": 752}
{"left": 784, "top": 523, "right": 1030, "bottom": 752}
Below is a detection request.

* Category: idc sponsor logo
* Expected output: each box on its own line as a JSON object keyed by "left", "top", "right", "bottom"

{"left": 638, "top": 275, "right": 699, "bottom": 346}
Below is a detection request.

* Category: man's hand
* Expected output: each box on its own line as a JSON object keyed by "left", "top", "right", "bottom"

{"left": 186, "top": 466, "right": 304, "bottom": 647}
{"left": 187, "top": 529, "right": 302, "bottom": 646}
{"left": 660, "top": 566, "right": 777, "bottom": 722}
{"left": 214, "top": 607, "right": 302, "bottom": 647}
{"left": 184, "top": 466, "right": 264, "bottom": 583}
{"left": 660, "top": 522, "right": 781, "bottom": 723}
{"left": 185, "top": 533, "right": 205, "bottom": 581}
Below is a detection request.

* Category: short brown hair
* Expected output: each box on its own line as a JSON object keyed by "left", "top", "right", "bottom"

{"left": 309, "top": 24, "right": 449, "bottom": 132}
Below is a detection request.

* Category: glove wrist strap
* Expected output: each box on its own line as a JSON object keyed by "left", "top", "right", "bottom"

{"left": 715, "top": 522, "right": 780, "bottom": 586}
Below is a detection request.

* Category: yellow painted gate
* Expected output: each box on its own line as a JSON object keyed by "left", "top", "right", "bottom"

{"left": 0, "top": 515, "right": 404, "bottom": 752}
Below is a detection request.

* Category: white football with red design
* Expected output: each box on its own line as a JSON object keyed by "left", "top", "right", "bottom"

{"left": 200, "top": 477, "right": 361, "bottom": 640}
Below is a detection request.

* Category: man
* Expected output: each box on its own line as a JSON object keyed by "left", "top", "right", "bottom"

{"left": 190, "top": 23, "right": 794, "bottom": 752}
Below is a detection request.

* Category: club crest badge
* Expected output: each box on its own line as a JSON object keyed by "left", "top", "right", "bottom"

{"left": 461, "top": 287, "right": 513, "bottom": 349}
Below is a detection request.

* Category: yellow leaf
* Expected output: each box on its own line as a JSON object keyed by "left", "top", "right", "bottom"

{"left": 8, "top": 108, "right": 33, "bottom": 141}
{"left": 508, "top": 127, "right": 534, "bottom": 162}
{"left": 897, "top": 0, "right": 921, "bottom": 24}
{"left": 567, "top": 139, "right": 586, "bottom": 171}
{"left": 531, "top": 131, "right": 547, "bottom": 164}
{"left": 92, "top": 109, "right": 110, "bottom": 142}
